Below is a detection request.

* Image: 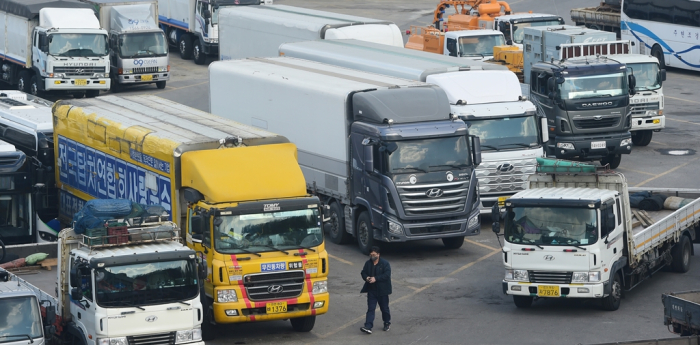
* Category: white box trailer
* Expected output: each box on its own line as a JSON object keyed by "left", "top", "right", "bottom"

{"left": 218, "top": 4, "right": 403, "bottom": 61}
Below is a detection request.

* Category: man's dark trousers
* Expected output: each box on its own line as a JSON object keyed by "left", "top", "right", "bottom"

{"left": 365, "top": 290, "right": 390, "bottom": 329}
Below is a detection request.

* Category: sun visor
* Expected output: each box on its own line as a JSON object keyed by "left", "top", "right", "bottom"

{"left": 352, "top": 86, "right": 451, "bottom": 124}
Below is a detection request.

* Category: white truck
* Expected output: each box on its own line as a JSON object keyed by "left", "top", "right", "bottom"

{"left": 0, "top": 218, "right": 206, "bottom": 345}
{"left": 493, "top": 158, "right": 699, "bottom": 310}
{"left": 278, "top": 39, "right": 546, "bottom": 214}
{"left": 83, "top": 0, "right": 170, "bottom": 91}
{"left": 0, "top": 0, "right": 110, "bottom": 98}
{"left": 218, "top": 4, "right": 403, "bottom": 61}
{"left": 158, "top": 0, "right": 272, "bottom": 65}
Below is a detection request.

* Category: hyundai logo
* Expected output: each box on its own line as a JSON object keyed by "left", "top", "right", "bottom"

{"left": 543, "top": 255, "right": 555, "bottom": 261}
{"left": 425, "top": 188, "right": 444, "bottom": 198}
{"left": 496, "top": 163, "right": 515, "bottom": 173}
{"left": 267, "top": 285, "right": 284, "bottom": 294}
{"left": 75, "top": 68, "right": 84, "bottom": 74}
{"left": 593, "top": 115, "right": 603, "bottom": 120}
{"left": 145, "top": 315, "right": 158, "bottom": 322}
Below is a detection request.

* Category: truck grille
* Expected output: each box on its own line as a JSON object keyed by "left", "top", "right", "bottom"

{"left": 408, "top": 223, "right": 462, "bottom": 235}
{"left": 573, "top": 116, "right": 620, "bottom": 129}
{"left": 397, "top": 181, "right": 468, "bottom": 216}
{"left": 630, "top": 102, "right": 659, "bottom": 116}
{"left": 127, "top": 332, "right": 175, "bottom": 345}
{"left": 528, "top": 271, "right": 572, "bottom": 284}
{"left": 53, "top": 66, "right": 106, "bottom": 76}
{"left": 475, "top": 158, "right": 537, "bottom": 196}
{"left": 134, "top": 67, "right": 158, "bottom": 74}
{"left": 244, "top": 271, "right": 305, "bottom": 301}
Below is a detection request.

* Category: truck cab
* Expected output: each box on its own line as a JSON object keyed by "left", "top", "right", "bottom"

{"left": 494, "top": 13, "right": 565, "bottom": 48}
{"left": 444, "top": 30, "right": 505, "bottom": 60}
{"left": 0, "top": 271, "right": 46, "bottom": 345}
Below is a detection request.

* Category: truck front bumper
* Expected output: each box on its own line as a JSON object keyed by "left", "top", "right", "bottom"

{"left": 119, "top": 73, "right": 170, "bottom": 84}
{"left": 502, "top": 281, "right": 606, "bottom": 298}
{"left": 213, "top": 292, "right": 329, "bottom": 323}
{"left": 551, "top": 131, "right": 632, "bottom": 161}
{"left": 380, "top": 208, "right": 480, "bottom": 242}
{"left": 45, "top": 77, "right": 110, "bottom": 91}
{"left": 630, "top": 115, "right": 665, "bottom": 131}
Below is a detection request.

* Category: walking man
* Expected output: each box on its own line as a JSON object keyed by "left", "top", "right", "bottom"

{"left": 360, "top": 246, "right": 392, "bottom": 334}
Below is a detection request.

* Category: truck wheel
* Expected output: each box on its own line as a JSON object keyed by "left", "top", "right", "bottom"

{"left": 193, "top": 40, "right": 207, "bottom": 65}
{"left": 18, "top": 71, "right": 31, "bottom": 93}
{"left": 631, "top": 130, "right": 653, "bottom": 146}
{"left": 601, "top": 273, "right": 622, "bottom": 311}
{"left": 327, "top": 202, "right": 351, "bottom": 245}
{"left": 179, "top": 35, "right": 193, "bottom": 60}
{"left": 30, "top": 75, "right": 40, "bottom": 96}
{"left": 73, "top": 92, "right": 85, "bottom": 99}
{"left": 86, "top": 90, "right": 100, "bottom": 98}
{"left": 201, "top": 305, "right": 216, "bottom": 340}
{"left": 290, "top": 315, "right": 316, "bottom": 332}
{"left": 156, "top": 81, "right": 166, "bottom": 89}
{"left": 442, "top": 236, "right": 465, "bottom": 249}
{"left": 513, "top": 295, "right": 533, "bottom": 308}
{"left": 671, "top": 235, "right": 691, "bottom": 273}
{"left": 600, "top": 154, "right": 621, "bottom": 169}
{"left": 651, "top": 45, "right": 665, "bottom": 70}
{"left": 356, "top": 211, "right": 375, "bottom": 255}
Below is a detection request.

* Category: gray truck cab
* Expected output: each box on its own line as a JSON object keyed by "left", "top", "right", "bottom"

{"left": 528, "top": 57, "right": 634, "bottom": 168}
{"left": 0, "top": 270, "right": 46, "bottom": 345}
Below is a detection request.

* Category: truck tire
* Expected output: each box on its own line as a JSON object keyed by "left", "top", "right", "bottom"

{"left": 513, "top": 295, "right": 533, "bottom": 308}
{"left": 30, "top": 75, "right": 40, "bottom": 96}
{"left": 601, "top": 273, "right": 622, "bottom": 311}
{"left": 651, "top": 45, "right": 665, "bottom": 70}
{"left": 356, "top": 211, "right": 376, "bottom": 255}
{"left": 86, "top": 90, "right": 100, "bottom": 98}
{"left": 671, "top": 235, "right": 691, "bottom": 273}
{"left": 290, "top": 315, "right": 316, "bottom": 332}
{"left": 631, "top": 130, "right": 653, "bottom": 146}
{"left": 18, "top": 71, "right": 31, "bottom": 93}
{"left": 600, "top": 154, "right": 621, "bottom": 169}
{"left": 156, "top": 81, "right": 166, "bottom": 89}
{"left": 179, "top": 35, "right": 193, "bottom": 60}
{"left": 193, "top": 39, "right": 207, "bottom": 65}
{"left": 201, "top": 306, "right": 216, "bottom": 340}
{"left": 73, "top": 93, "right": 85, "bottom": 99}
{"left": 442, "top": 236, "right": 465, "bottom": 249}
{"left": 327, "top": 202, "right": 351, "bottom": 244}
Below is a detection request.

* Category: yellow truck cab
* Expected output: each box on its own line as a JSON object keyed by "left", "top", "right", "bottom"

{"left": 52, "top": 95, "right": 329, "bottom": 339}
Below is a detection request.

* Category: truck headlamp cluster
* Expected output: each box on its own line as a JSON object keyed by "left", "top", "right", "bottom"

{"left": 620, "top": 138, "right": 632, "bottom": 147}
{"left": 175, "top": 328, "right": 202, "bottom": 344}
{"left": 572, "top": 271, "right": 601, "bottom": 283}
{"left": 98, "top": 337, "right": 127, "bottom": 345}
{"left": 557, "top": 142, "right": 575, "bottom": 150}
{"left": 505, "top": 269, "right": 529, "bottom": 282}
{"left": 217, "top": 289, "right": 238, "bottom": 302}
{"left": 387, "top": 221, "right": 403, "bottom": 234}
{"left": 312, "top": 281, "right": 327, "bottom": 294}
{"left": 467, "top": 214, "right": 479, "bottom": 229}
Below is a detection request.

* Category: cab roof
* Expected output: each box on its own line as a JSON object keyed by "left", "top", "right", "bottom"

{"left": 509, "top": 187, "right": 619, "bottom": 204}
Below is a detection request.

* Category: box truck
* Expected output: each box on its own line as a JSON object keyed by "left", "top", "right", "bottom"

{"left": 0, "top": 0, "right": 110, "bottom": 98}
{"left": 210, "top": 57, "right": 482, "bottom": 253}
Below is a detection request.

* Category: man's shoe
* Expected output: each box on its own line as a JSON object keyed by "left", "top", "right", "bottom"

{"left": 361, "top": 327, "right": 372, "bottom": 334}
{"left": 383, "top": 324, "right": 391, "bottom": 331}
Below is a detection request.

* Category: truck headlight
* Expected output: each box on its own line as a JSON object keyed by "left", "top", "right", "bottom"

{"left": 588, "top": 271, "right": 601, "bottom": 282}
{"left": 572, "top": 272, "right": 589, "bottom": 283}
{"left": 557, "top": 142, "right": 575, "bottom": 150}
{"left": 620, "top": 138, "right": 632, "bottom": 146}
{"left": 312, "top": 281, "right": 327, "bottom": 294}
{"left": 217, "top": 289, "right": 238, "bottom": 302}
{"left": 387, "top": 221, "right": 403, "bottom": 234}
{"left": 645, "top": 110, "right": 658, "bottom": 116}
{"left": 123, "top": 69, "right": 133, "bottom": 74}
{"left": 505, "top": 269, "right": 529, "bottom": 282}
{"left": 175, "top": 328, "right": 202, "bottom": 343}
{"left": 98, "top": 337, "right": 127, "bottom": 345}
{"left": 468, "top": 214, "right": 479, "bottom": 229}
{"left": 158, "top": 66, "right": 168, "bottom": 72}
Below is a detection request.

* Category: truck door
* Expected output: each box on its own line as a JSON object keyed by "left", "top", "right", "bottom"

{"left": 600, "top": 199, "right": 624, "bottom": 270}
{"left": 350, "top": 133, "right": 366, "bottom": 202}
{"left": 69, "top": 258, "right": 97, "bottom": 344}
{"left": 186, "top": 207, "right": 210, "bottom": 293}
{"left": 530, "top": 70, "right": 556, "bottom": 141}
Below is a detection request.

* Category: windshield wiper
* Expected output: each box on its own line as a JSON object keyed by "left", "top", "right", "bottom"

{"left": 293, "top": 244, "right": 317, "bottom": 253}
{"left": 255, "top": 244, "right": 290, "bottom": 255}
{"left": 103, "top": 300, "right": 146, "bottom": 310}
{"left": 480, "top": 144, "right": 500, "bottom": 151}
{"left": 429, "top": 164, "right": 470, "bottom": 170}
{"left": 177, "top": 301, "right": 191, "bottom": 306}
{"left": 526, "top": 240, "right": 544, "bottom": 249}
{"left": 0, "top": 335, "right": 33, "bottom": 343}
{"left": 567, "top": 241, "right": 587, "bottom": 251}
{"left": 392, "top": 167, "right": 428, "bottom": 173}
{"left": 498, "top": 143, "right": 533, "bottom": 149}
{"left": 232, "top": 245, "right": 263, "bottom": 257}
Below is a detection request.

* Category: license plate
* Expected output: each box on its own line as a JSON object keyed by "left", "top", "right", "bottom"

{"left": 537, "top": 285, "right": 560, "bottom": 297}
{"left": 141, "top": 75, "right": 153, "bottom": 82}
{"left": 591, "top": 141, "right": 606, "bottom": 149}
{"left": 266, "top": 301, "right": 287, "bottom": 314}
{"left": 75, "top": 79, "right": 87, "bottom": 86}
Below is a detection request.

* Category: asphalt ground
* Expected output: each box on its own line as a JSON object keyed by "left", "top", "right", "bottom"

{"left": 20, "top": 0, "right": 700, "bottom": 344}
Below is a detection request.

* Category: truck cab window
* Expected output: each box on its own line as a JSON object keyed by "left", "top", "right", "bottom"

{"left": 600, "top": 206, "right": 614, "bottom": 238}
{"left": 616, "top": 198, "right": 622, "bottom": 225}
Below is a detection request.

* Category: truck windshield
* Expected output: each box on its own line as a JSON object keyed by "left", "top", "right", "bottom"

{"left": 49, "top": 34, "right": 108, "bottom": 57}
{"left": 387, "top": 136, "right": 471, "bottom": 174}
{"left": 118, "top": 32, "right": 168, "bottom": 58}
{"left": 459, "top": 35, "right": 504, "bottom": 57}
{"left": 465, "top": 115, "right": 539, "bottom": 151}
{"left": 512, "top": 20, "right": 563, "bottom": 44}
{"left": 558, "top": 72, "right": 627, "bottom": 100}
{"left": 629, "top": 62, "right": 661, "bottom": 91}
{"left": 214, "top": 209, "right": 323, "bottom": 255}
{"left": 0, "top": 193, "right": 30, "bottom": 245}
{"left": 95, "top": 260, "right": 198, "bottom": 307}
{"left": 504, "top": 206, "right": 598, "bottom": 246}
{"left": 0, "top": 296, "right": 43, "bottom": 342}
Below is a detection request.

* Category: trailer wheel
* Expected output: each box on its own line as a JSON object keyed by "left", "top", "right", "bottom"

{"left": 290, "top": 315, "right": 316, "bottom": 332}
{"left": 651, "top": 45, "right": 665, "bottom": 70}
{"left": 356, "top": 211, "right": 375, "bottom": 255}
{"left": 601, "top": 273, "right": 622, "bottom": 311}
{"left": 631, "top": 130, "right": 653, "bottom": 146}
{"left": 327, "top": 202, "right": 351, "bottom": 245}
{"left": 30, "top": 75, "right": 40, "bottom": 96}
{"left": 442, "top": 236, "right": 465, "bottom": 249}
{"left": 18, "top": 71, "right": 31, "bottom": 93}
{"left": 179, "top": 35, "right": 193, "bottom": 60}
{"left": 193, "top": 40, "right": 207, "bottom": 65}
{"left": 600, "top": 154, "right": 621, "bottom": 169}
{"left": 671, "top": 235, "right": 691, "bottom": 273}
{"left": 513, "top": 295, "right": 533, "bottom": 308}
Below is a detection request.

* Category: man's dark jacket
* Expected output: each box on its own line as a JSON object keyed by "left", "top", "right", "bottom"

{"left": 360, "top": 257, "right": 392, "bottom": 296}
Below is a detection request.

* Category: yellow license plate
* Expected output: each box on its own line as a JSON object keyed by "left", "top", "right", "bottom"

{"left": 266, "top": 301, "right": 287, "bottom": 314}
{"left": 75, "top": 79, "right": 87, "bottom": 86}
{"left": 538, "top": 285, "right": 560, "bottom": 297}
{"left": 498, "top": 196, "right": 508, "bottom": 206}
{"left": 141, "top": 75, "right": 153, "bottom": 82}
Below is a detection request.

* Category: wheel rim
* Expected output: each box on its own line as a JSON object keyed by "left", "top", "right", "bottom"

{"left": 180, "top": 40, "right": 186, "bottom": 54}
{"left": 31, "top": 82, "right": 38, "bottom": 95}
{"left": 330, "top": 211, "right": 340, "bottom": 238}
{"left": 683, "top": 242, "right": 690, "bottom": 267}
{"left": 194, "top": 45, "right": 200, "bottom": 59}
{"left": 17, "top": 79, "right": 24, "bottom": 91}
{"left": 611, "top": 279, "right": 621, "bottom": 302}
{"left": 358, "top": 220, "right": 369, "bottom": 246}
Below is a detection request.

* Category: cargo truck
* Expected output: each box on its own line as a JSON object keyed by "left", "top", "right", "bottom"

{"left": 0, "top": 218, "right": 206, "bottom": 345}
{"left": 82, "top": 0, "right": 170, "bottom": 91}
{"left": 278, "top": 39, "right": 544, "bottom": 215}
{"left": 0, "top": 0, "right": 110, "bottom": 98}
{"left": 158, "top": 0, "right": 272, "bottom": 65}
{"left": 664, "top": 291, "right": 700, "bottom": 336}
{"left": 218, "top": 4, "right": 403, "bottom": 61}
{"left": 493, "top": 158, "right": 700, "bottom": 310}
{"left": 405, "top": 27, "right": 506, "bottom": 61}
{"left": 209, "top": 57, "right": 482, "bottom": 253}
{"left": 52, "top": 94, "right": 329, "bottom": 338}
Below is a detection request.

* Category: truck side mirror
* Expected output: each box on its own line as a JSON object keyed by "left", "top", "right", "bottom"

{"left": 628, "top": 74, "right": 636, "bottom": 95}
{"left": 197, "top": 261, "right": 207, "bottom": 280}
{"left": 540, "top": 117, "right": 549, "bottom": 143}
{"left": 191, "top": 215, "right": 204, "bottom": 235}
{"left": 547, "top": 77, "right": 556, "bottom": 92}
{"left": 491, "top": 204, "right": 501, "bottom": 234}
{"left": 660, "top": 69, "right": 666, "bottom": 82}
{"left": 363, "top": 145, "right": 374, "bottom": 173}
{"left": 39, "top": 34, "right": 49, "bottom": 52}
{"left": 69, "top": 263, "right": 88, "bottom": 288}
{"left": 506, "top": 39, "right": 513, "bottom": 45}
{"left": 203, "top": 9, "right": 211, "bottom": 19}
{"left": 471, "top": 136, "right": 482, "bottom": 167}
{"left": 70, "top": 287, "right": 83, "bottom": 301}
